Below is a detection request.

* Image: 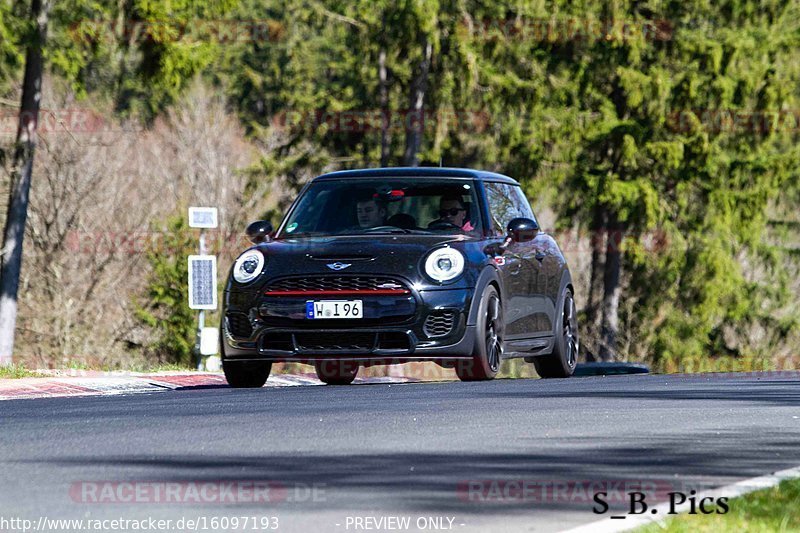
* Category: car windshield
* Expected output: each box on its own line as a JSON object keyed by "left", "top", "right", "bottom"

{"left": 276, "top": 178, "right": 483, "bottom": 238}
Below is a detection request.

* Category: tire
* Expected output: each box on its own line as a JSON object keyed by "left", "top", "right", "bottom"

{"left": 314, "top": 359, "right": 359, "bottom": 385}
{"left": 223, "top": 360, "right": 272, "bottom": 388}
{"left": 455, "top": 285, "right": 503, "bottom": 381}
{"left": 533, "top": 288, "right": 578, "bottom": 378}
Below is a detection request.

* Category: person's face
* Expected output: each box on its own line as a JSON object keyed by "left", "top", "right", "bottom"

{"left": 357, "top": 200, "right": 385, "bottom": 228}
{"left": 439, "top": 198, "right": 466, "bottom": 226}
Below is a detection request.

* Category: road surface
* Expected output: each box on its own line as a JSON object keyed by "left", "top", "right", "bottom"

{"left": 1, "top": 372, "right": 799, "bottom": 532}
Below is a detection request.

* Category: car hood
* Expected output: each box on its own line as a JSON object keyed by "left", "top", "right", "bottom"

{"left": 250, "top": 234, "right": 477, "bottom": 284}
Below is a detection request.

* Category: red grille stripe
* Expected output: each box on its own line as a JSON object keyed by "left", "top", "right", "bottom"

{"left": 264, "top": 289, "right": 410, "bottom": 296}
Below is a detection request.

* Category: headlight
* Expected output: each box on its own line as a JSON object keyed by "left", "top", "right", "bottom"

{"left": 232, "top": 249, "right": 265, "bottom": 284}
{"left": 424, "top": 247, "right": 465, "bottom": 282}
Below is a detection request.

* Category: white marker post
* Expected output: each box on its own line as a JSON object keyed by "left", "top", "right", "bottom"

{"left": 188, "top": 207, "right": 219, "bottom": 369}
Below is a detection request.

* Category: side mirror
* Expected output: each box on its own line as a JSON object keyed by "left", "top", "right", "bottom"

{"left": 245, "top": 220, "right": 274, "bottom": 244}
{"left": 506, "top": 217, "right": 539, "bottom": 243}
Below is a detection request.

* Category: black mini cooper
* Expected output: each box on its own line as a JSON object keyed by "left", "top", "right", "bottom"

{"left": 221, "top": 168, "right": 578, "bottom": 386}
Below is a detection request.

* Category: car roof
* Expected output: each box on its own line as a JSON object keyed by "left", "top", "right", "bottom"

{"left": 312, "top": 167, "right": 520, "bottom": 185}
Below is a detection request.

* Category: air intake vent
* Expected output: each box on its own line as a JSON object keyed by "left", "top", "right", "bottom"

{"left": 423, "top": 311, "right": 457, "bottom": 338}
{"left": 226, "top": 313, "right": 253, "bottom": 338}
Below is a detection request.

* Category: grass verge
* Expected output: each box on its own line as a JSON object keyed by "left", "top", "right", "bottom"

{"left": 0, "top": 364, "right": 44, "bottom": 379}
{"left": 0, "top": 362, "right": 196, "bottom": 378}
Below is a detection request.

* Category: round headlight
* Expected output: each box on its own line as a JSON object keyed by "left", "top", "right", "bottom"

{"left": 424, "top": 247, "right": 465, "bottom": 282}
{"left": 232, "top": 250, "right": 265, "bottom": 284}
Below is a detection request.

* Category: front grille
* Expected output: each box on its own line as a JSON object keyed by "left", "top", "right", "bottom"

{"left": 423, "top": 310, "right": 457, "bottom": 338}
{"left": 294, "top": 332, "right": 376, "bottom": 352}
{"left": 265, "top": 276, "right": 408, "bottom": 294}
{"left": 226, "top": 312, "right": 253, "bottom": 338}
{"left": 260, "top": 331, "right": 413, "bottom": 353}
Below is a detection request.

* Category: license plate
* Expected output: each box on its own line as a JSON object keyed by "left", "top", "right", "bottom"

{"left": 306, "top": 300, "right": 363, "bottom": 319}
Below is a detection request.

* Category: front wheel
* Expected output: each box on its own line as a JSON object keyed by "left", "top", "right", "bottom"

{"left": 533, "top": 288, "right": 578, "bottom": 378}
{"left": 314, "top": 360, "right": 359, "bottom": 385}
{"left": 455, "top": 285, "right": 503, "bottom": 381}
{"left": 223, "top": 360, "right": 272, "bottom": 388}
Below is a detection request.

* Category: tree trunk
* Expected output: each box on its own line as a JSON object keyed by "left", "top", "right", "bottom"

{"left": 599, "top": 216, "right": 622, "bottom": 362}
{"left": 0, "top": 0, "right": 51, "bottom": 364}
{"left": 379, "top": 47, "right": 391, "bottom": 167}
{"left": 402, "top": 38, "right": 432, "bottom": 167}
{"left": 114, "top": 0, "right": 131, "bottom": 112}
{"left": 585, "top": 207, "right": 607, "bottom": 362}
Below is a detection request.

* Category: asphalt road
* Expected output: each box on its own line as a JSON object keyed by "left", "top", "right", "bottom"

{"left": 1, "top": 372, "right": 800, "bottom": 533}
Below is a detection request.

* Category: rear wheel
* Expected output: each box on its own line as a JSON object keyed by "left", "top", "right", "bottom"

{"left": 533, "top": 288, "right": 578, "bottom": 378}
{"left": 223, "top": 360, "right": 271, "bottom": 388}
{"left": 455, "top": 285, "right": 503, "bottom": 381}
{"left": 314, "top": 359, "right": 359, "bottom": 385}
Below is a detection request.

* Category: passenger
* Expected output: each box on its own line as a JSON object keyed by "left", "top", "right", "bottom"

{"left": 355, "top": 194, "right": 387, "bottom": 228}
{"left": 433, "top": 194, "right": 474, "bottom": 231}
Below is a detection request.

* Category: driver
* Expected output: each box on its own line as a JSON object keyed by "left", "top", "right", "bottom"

{"left": 356, "top": 194, "right": 387, "bottom": 228}
{"left": 433, "top": 194, "right": 474, "bottom": 231}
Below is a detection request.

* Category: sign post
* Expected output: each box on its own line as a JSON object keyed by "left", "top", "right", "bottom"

{"left": 188, "top": 207, "right": 219, "bottom": 369}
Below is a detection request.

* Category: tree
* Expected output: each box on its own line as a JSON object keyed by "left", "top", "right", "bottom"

{"left": 3, "top": 0, "right": 794, "bottom": 371}
{"left": 134, "top": 215, "right": 197, "bottom": 366}
{"left": 560, "top": 1, "right": 800, "bottom": 364}
{"left": 0, "top": 0, "right": 51, "bottom": 365}
{"left": 0, "top": 1, "right": 23, "bottom": 92}
{"left": 52, "top": 0, "right": 239, "bottom": 119}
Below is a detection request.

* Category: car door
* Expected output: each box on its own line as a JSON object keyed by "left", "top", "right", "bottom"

{"left": 506, "top": 185, "right": 554, "bottom": 336}
{"left": 483, "top": 182, "right": 550, "bottom": 339}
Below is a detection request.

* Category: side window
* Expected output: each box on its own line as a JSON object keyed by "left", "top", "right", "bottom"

{"left": 485, "top": 182, "right": 515, "bottom": 235}
{"left": 511, "top": 185, "right": 536, "bottom": 221}
{"left": 484, "top": 182, "right": 536, "bottom": 235}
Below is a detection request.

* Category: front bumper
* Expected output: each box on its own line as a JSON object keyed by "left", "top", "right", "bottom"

{"left": 222, "top": 286, "right": 477, "bottom": 363}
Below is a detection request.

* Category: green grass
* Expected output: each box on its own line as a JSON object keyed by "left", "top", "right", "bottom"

{"left": 639, "top": 478, "right": 800, "bottom": 532}
{"left": 0, "top": 364, "right": 43, "bottom": 378}
{"left": 653, "top": 353, "right": 776, "bottom": 374}
{"left": 0, "top": 362, "right": 197, "bottom": 378}
{"left": 124, "top": 362, "right": 196, "bottom": 373}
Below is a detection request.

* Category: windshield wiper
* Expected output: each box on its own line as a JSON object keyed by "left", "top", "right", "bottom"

{"left": 283, "top": 228, "right": 433, "bottom": 238}
{"left": 276, "top": 231, "right": 326, "bottom": 238}
{"left": 363, "top": 227, "right": 435, "bottom": 235}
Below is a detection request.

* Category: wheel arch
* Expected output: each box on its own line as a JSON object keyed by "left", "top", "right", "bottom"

{"left": 467, "top": 265, "right": 503, "bottom": 326}
{"left": 552, "top": 268, "right": 575, "bottom": 339}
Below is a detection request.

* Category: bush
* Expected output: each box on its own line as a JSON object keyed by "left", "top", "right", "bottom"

{"left": 134, "top": 215, "right": 197, "bottom": 366}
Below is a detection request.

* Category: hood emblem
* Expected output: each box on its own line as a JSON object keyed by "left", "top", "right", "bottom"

{"left": 326, "top": 262, "right": 352, "bottom": 271}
